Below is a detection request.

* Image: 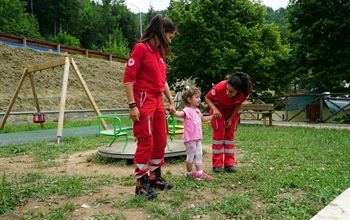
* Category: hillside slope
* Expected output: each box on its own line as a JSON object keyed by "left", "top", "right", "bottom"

{"left": 0, "top": 43, "right": 127, "bottom": 113}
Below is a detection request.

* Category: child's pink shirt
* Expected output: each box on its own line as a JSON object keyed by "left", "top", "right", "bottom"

{"left": 182, "top": 107, "right": 203, "bottom": 143}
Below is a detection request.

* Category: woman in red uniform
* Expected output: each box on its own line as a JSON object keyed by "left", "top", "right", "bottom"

{"left": 205, "top": 72, "right": 252, "bottom": 173}
{"left": 123, "top": 15, "right": 176, "bottom": 199}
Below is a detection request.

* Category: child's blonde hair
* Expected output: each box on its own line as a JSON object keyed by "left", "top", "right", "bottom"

{"left": 182, "top": 86, "right": 200, "bottom": 106}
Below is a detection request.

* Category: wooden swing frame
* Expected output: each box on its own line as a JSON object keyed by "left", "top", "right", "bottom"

{"left": 0, "top": 56, "right": 107, "bottom": 143}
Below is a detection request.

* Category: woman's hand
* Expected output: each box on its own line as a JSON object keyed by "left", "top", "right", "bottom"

{"left": 225, "top": 118, "right": 232, "bottom": 128}
{"left": 129, "top": 107, "right": 140, "bottom": 122}
{"left": 213, "top": 108, "right": 222, "bottom": 119}
{"left": 169, "top": 101, "right": 176, "bottom": 116}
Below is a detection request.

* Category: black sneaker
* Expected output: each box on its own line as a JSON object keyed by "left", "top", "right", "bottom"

{"left": 135, "top": 183, "right": 157, "bottom": 200}
{"left": 224, "top": 166, "right": 237, "bottom": 173}
{"left": 150, "top": 177, "right": 173, "bottom": 190}
{"left": 212, "top": 167, "right": 223, "bottom": 173}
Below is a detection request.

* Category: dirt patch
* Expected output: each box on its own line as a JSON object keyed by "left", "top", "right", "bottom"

{"left": 0, "top": 134, "right": 247, "bottom": 219}
{"left": 0, "top": 154, "right": 35, "bottom": 177}
{"left": 45, "top": 150, "right": 132, "bottom": 177}
{"left": 16, "top": 185, "right": 141, "bottom": 220}
{"left": 0, "top": 144, "right": 246, "bottom": 178}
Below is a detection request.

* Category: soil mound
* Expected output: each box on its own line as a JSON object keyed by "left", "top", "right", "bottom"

{"left": 0, "top": 43, "right": 127, "bottom": 113}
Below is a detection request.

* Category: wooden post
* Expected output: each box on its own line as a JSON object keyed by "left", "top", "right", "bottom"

{"left": 70, "top": 58, "right": 107, "bottom": 129}
{"left": 56, "top": 57, "right": 70, "bottom": 143}
{"left": 23, "top": 37, "right": 27, "bottom": 47}
{"left": 285, "top": 96, "right": 289, "bottom": 121}
{"left": 29, "top": 73, "right": 44, "bottom": 128}
{"left": 0, "top": 69, "right": 28, "bottom": 130}
{"left": 319, "top": 95, "right": 324, "bottom": 122}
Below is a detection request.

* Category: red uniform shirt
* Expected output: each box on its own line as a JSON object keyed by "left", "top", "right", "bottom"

{"left": 123, "top": 42, "right": 166, "bottom": 93}
{"left": 206, "top": 80, "right": 248, "bottom": 109}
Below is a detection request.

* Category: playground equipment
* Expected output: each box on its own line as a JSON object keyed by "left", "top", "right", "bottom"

{"left": 167, "top": 115, "right": 184, "bottom": 140}
{"left": 0, "top": 56, "right": 107, "bottom": 143}
{"left": 97, "top": 113, "right": 186, "bottom": 159}
{"left": 32, "top": 112, "right": 46, "bottom": 123}
{"left": 97, "top": 114, "right": 130, "bottom": 149}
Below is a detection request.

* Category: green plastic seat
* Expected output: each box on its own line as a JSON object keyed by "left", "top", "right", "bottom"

{"left": 97, "top": 114, "right": 129, "bottom": 151}
{"left": 166, "top": 115, "right": 184, "bottom": 150}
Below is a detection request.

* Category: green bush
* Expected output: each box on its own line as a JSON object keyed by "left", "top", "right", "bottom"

{"left": 48, "top": 32, "right": 80, "bottom": 47}
{"left": 100, "top": 28, "right": 130, "bottom": 57}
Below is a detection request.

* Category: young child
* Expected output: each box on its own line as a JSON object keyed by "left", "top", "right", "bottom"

{"left": 175, "top": 86, "right": 213, "bottom": 180}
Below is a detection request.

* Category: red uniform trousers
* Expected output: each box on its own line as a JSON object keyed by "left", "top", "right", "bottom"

{"left": 133, "top": 90, "right": 167, "bottom": 180}
{"left": 210, "top": 107, "right": 239, "bottom": 168}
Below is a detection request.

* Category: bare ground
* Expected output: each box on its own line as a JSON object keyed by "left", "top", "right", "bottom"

{"left": 0, "top": 142, "right": 246, "bottom": 219}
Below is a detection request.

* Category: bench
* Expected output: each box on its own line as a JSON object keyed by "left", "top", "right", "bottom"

{"left": 240, "top": 103, "right": 275, "bottom": 126}
{"left": 97, "top": 114, "right": 132, "bottom": 150}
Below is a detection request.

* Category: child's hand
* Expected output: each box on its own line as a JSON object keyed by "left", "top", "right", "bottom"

{"left": 202, "top": 115, "right": 213, "bottom": 122}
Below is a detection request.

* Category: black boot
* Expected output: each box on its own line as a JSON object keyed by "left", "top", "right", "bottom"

{"left": 135, "top": 174, "right": 157, "bottom": 200}
{"left": 150, "top": 168, "right": 173, "bottom": 190}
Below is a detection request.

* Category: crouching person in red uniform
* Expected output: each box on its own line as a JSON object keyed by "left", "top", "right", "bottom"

{"left": 205, "top": 72, "right": 252, "bottom": 173}
{"left": 123, "top": 15, "right": 176, "bottom": 199}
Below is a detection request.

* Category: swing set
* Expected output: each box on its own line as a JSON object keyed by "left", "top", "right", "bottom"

{"left": 0, "top": 56, "right": 107, "bottom": 143}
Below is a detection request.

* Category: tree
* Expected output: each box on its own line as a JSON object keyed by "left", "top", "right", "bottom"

{"left": 143, "top": 6, "right": 158, "bottom": 29}
{"left": 81, "top": 0, "right": 137, "bottom": 49}
{"left": 265, "top": 7, "right": 289, "bottom": 44}
{"left": 31, "top": 0, "right": 82, "bottom": 37}
{"left": 100, "top": 27, "right": 130, "bottom": 57}
{"left": 166, "top": 0, "right": 289, "bottom": 94}
{"left": 0, "top": 0, "right": 40, "bottom": 37}
{"left": 110, "top": 1, "right": 138, "bottom": 48}
{"left": 288, "top": 0, "right": 350, "bottom": 92}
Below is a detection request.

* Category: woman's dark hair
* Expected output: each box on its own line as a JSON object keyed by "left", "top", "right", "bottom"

{"left": 182, "top": 86, "right": 200, "bottom": 106}
{"left": 141, "top": 14, "right": 176, "bottom": 58}
{"left": 227, "top": 72, "right": 252, "bottom": 96}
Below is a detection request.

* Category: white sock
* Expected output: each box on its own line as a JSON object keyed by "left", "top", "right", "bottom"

{"left": 197, "top": 170, "right": 203, "bottom": 175}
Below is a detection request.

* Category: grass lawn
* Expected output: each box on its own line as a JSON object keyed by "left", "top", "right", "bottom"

{"left": 0, "top": 124, "right": 349, "bottom": 219}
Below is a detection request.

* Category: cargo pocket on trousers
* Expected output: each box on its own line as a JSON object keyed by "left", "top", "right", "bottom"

{"left": 133, "top": 115, "right": 152, "bottom": 138}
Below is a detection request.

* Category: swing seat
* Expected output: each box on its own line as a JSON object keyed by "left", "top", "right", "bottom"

{"left": 33, "top": 112, "right": 46, "bottom": 123}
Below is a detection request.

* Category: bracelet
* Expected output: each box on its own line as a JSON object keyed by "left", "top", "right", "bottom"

{"left": 128, "top": 102, "right": 137, "bottom": 109}
{"left": 169, "top": 96, "right": 174, "bottom": 100}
